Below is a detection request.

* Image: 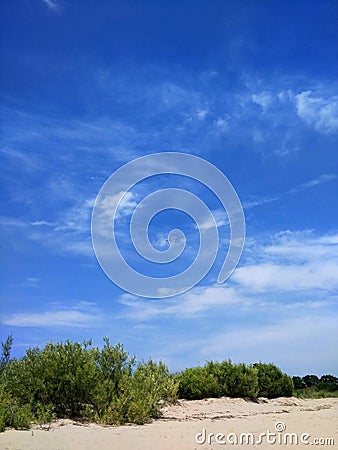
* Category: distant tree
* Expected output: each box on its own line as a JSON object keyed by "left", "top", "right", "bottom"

{"left": 319, "top": 375, "right": 338, "bottom": 385}
{"left": 318, "top": 375, "right": 338, "bottom": 392}
{"left": 302, "top": 375, "right": 319, "bottom": 387}
{"left": 0, "top": 334, "right": 13, "bottom": 367}
{"left": 292, "top": 376, "right": 305, "bottom": 389}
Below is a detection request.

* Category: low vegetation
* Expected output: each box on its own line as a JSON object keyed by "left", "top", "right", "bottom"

{"left": 0, "top": 335, "right": 177, "bottom": 431}
{"left": 293, "top": 374, "right": 338, "bottom": 399}
{"left": 177, "top": 361, "right": 293, "bottom": 400}
{"left": 0, "top": 335, "right": 336, "bottom": 431}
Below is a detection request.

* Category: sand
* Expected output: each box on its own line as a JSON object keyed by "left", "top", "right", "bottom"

{"left": 0, "top": 397, "right": 337, "bottom": 449}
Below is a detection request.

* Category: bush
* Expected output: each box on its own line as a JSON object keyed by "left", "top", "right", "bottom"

{"left": 178, "top": 361, "right": 259, "bottom": 400}
{"left": 91, "top": 338, "right": 135, "bottom": 420}
{"left": 129, "top": 360, "right": 178, "bottom": 411}
{"left": 254, "top": 363, "right": 293, "bottom": 398}
{"left": 294, "top": 386, "right": 338, "bottom": 399}
{"left": 0, "top": 388, "right": 32, "bottom": 431}
{"left": 94, "top": 358, "right": 178, "bottom": 425}
{"left": 0, "top": 336, "right": 178, "bottom": 429}
{"left": 2, "top": 340, "right": 98, "bottom": 418}
{"left": 224, "top": 363, "right": 259, "bottom": 399}
{"left": 205, "top": 360, "right": 228, "bottom": 396}
{"left": 178, "top": 367, "right": 221, "bottom": 400}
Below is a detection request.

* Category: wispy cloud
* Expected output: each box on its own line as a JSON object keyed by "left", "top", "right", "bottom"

{"left": 295, "top": 91, "right": 338, "bottom": 134}
{"left": 40, "top": 0, "right": 59, "bottom": 10}
{"left": 195, "top": 313, "right": 338, "bottom": 374}
{"left": 244, "top": 174, "right": 337, "bottom": 210}
{"left": 118, "top": 229, "right": 338, "bottom": 321}
{"left": 251, "top": 91, "right": 273, "bottom": 111}
{"left": 195, "top": 209, "right": 229, "bottom": 230}
{"left": 232, "top": 260, "right": 338, "bottom": 292}
{"left": 119, "top": 285, "right": 242, "bottom": 321}
{"left": 1, "top": 301, "right": 102, "bottom": 328}
{"left": 0, "top": 148, "right": 43, "bottom": 171}
{"left": 0, "top": 195, "right": 95, "bottom": 257}
{"left": 233, "top": 230, "right": 338, "bottom": 292}
{"left": 287, "top": 174, "right": 337, "bottom": 194}
{"left": 243, "top": 196, "right": 280, "bottom": 210}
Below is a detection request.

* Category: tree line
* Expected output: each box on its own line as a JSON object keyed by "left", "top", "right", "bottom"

{"left": 292, "top": 374, "right": 338, "bottom": 396}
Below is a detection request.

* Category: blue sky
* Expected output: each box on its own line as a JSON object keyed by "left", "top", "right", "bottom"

{"left": 1, "top": 0, "right": 337, "bottom": 376}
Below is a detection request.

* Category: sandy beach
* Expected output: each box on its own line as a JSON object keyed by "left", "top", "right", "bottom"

{"left": 0, "top": 397, "right": 337, "bottom": 449}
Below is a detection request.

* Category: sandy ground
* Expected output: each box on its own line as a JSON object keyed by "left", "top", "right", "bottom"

{"left": 0, "top": 397, "right": 337, "bottom": 449}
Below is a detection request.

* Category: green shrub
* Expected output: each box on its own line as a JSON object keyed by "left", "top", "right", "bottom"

{"left": 11, "top": 404, "right": 33, "bottom": 430}
{"left": 3, "top": 340, "right": 98, "bottom": 418}
{"left": 205, "top": 361, "right": 228, "bottom": 395}
{"left": 223, "top": 362, "right": 259, "bottom": 399}
{"left": 127, "top": 360, "right": 178, "bottom": 423}
{"left": 0, "top": 388, "right": 32, "bottom": 431}
{"left": 33, "top": 402, "right": 56, "bottom": 425}
{"left": 0, "top": 390, "right": 11, "bottom": 432}
{"left": 205, "top": 360, "right": 259, "bottom": 399}
{"left": 98, "top": 393, "right": 130, "bottom": 425}
{"left": 89, "top": 338, "right": 139, "bottom": 424}
{"left": 2, "top": 337, "right": 167, "bottom": 428}
{"left": 254, "top": 363, "right": 293, "bottom": 398}
{"left": 93, "top": 358, "right": 178, "bottom": 425}
{"left": 294, "top": 387, "right": 338, "bottom": 399}
{"left": 178, "top": 366, "right": 221, "bottom": 400}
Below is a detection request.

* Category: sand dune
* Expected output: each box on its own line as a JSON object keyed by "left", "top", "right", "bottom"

{"left": 1, "top": 397, "right": 337, "bottom": 449}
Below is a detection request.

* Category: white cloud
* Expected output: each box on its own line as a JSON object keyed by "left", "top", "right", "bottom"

{"left": 0, "top": 148, "right": 42, "bottom": 171}
{"left": 2, "top": 309, "right": 99, "bottom": 328}
{"left": 118, "top": 230, "right": 338, "bottom": 322}
{"left": 295, "top": 91, "right": 338, "bottom": 134}
{"left": 232, "top": 260, "right": 338, "bottom": 292}
{"left": 196, "top": 209, "right": 229, "bottom": 231}
{"left": 1, "top": 300, "right": 102, "bottom": 328}
{"left": 119, "top": 285, "right": 242, "bottom": 321}
{"left": 196, "top": 109, "right": 208, "bottom": 119}
{"left": 23, "top": 277, "right": 40, "bottom": 288}
{"left": 159, "top": 83, "right": 190, "bottom": 108}
{"left": 213, "top": 117, "right": 229, "bottom": 132}
{"left": 98, "top": 191, "right": 137, "bottom": 220}
{"left": 233, "top": 230, "right": 338, "bottom": 292}
{"left": 243, "top": 196, "right": 279, "bottom": 210}
{"left": 121, "top": 305, "right": 337, "bottom": 374}
{"left": 30, "top": 220, "right": 56, "bottom": 227}
{"left": 243, "top": 173, "right": 337, "bottom": 210}
{"left": 251, "top": 91, "right": 273, "bottom": 110}
{"left": 287, "top": 174, "right": 337, "bottom": 193}
{"left": 196, "top": 313, "right": 338, "bottom": 375}
{"left": 0, "top": 196, "right": 95, "bottom": 257}
{"left": 183, "top": 108, "right": 209, "bottom": 124}
{"left": 264, "top": 230, "right": 338, "bottom": 261}
{"left": 40, "top": 0, "right": 58, "bottom": 10}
